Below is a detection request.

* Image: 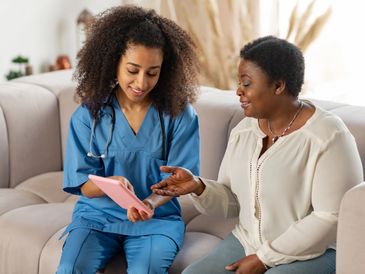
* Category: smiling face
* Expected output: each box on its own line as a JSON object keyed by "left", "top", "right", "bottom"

{"left": 236, "top": 59, "right": 278, "bottom": 118}
{"left": 116, "top": 43, "right": 163, "bottom": 105}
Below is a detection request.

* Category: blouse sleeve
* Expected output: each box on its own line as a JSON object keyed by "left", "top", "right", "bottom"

{"left": 63, "top": 106, "right": 104, "bottom": 195}
{"left": 257, "top": 130, "right": 364, "bottom": 267}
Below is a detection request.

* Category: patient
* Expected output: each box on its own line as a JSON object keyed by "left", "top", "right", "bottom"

{"left": 151, "top": 36, "right": 364, "bottom": 274}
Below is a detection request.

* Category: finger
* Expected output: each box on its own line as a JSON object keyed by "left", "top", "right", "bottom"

{"left": 152, "top": 188, "right": 180, "bottom": 197}
{"left": 225, "top": 261, "right": 239, "bottom": 271}
{"left": 150, "top": 179, "right": 168, "bottom": 190}
{"left": 159, "top": 166, "right": 177, "bottom": 174}
{"left": 139, "top": 210, "right": 150, "bottom": 221}
{"left": 128, "top": 207, "right": 139, "bottom": 222}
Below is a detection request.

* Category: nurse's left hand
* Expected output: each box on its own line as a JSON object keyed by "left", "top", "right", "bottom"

{"left": 127, "top": 201, "right": 154, "bottom": 222}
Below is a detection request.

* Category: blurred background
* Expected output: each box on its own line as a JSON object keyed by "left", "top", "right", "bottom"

{"left": 0, "top": 0, "right": 364, "bottom": 105}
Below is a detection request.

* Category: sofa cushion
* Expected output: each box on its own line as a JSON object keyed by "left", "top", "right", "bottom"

{"left": 0, "top": 105, "right": 9, "bottom": 188}
{"left": 0, "top": 203, "right": 73, "bottom": 274}
{"left": 169, "top": 232, "right": 223, "bottom": 273}
{"left": 195, "top": 87, "right": 244, "bottom": 180}
{"left": 13, "top": 69, "right": 74, "bottom": 96}
{"left": 337, "top": 182, "right": 365, "bottom": 274}
{"left": 0, "top": 82, "right": 62, "bottom": 188}
{"left": 39, "top": 227, "right": 67, "bottom": 274}
{"left": 186, "top": 214, "right": 237, "bottom": 239}
{"left": 0, "top": 189, "right": 45, "bottom": 215}
{"left": 15, "top": 171, "right": 70, "bottom": 203}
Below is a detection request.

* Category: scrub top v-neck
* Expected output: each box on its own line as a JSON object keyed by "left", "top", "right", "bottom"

{"left": 63, "top": 94, "right": 200, "bottom": 249}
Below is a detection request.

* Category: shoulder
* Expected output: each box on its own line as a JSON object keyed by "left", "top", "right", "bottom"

{"left": 304, "top": 104, "right": 353, "bottom": 145}
{"left": 229, "top": 117, "right": 256, "bottom": 138}
{"left": 70, "top": 105, "right": 92, "bottom": 125}
{"left": 179, "top": 103, "right": 197, "bottom": 118}
{"left": 171, "top": 103, "right": 198, "bottom": 123}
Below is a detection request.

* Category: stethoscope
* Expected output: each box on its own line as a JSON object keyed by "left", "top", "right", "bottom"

{"left": 87, "top": 103, "right": 166, "bottom": 160}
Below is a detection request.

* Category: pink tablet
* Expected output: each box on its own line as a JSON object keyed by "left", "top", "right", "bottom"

{"left": 88, "top": 174, "right": 153, "bottom": 217}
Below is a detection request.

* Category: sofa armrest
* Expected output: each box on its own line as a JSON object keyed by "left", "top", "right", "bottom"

{"left": 336, "top": 182, "right": 365, "bottom": 274}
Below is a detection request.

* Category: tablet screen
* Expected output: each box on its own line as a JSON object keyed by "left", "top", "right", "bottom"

{"left": 88, "top": 174, "right": 153, "bottom": 217}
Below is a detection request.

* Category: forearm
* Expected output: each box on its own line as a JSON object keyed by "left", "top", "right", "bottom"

{"left": 257, "top": 211, "right": 337, "bottom": 266}
{"left": 190, "top": 178, "right": 239, "bottom": 218}
{"left": 81, "top": 180, "right": 105, "bottom": 198}
{"left": 144, "top": 193, "right": 173, "bottom": 209}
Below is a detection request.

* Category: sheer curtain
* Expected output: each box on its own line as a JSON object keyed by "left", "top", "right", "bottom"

{"left": 271, "top": 0, "right": 365, "bottom": 106}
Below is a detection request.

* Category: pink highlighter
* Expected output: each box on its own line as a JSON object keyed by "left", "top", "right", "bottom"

{"left": 88, "top": 174, "right": 153, "bottom": 217}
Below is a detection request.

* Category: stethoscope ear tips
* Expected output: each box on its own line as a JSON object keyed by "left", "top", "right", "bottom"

{"left": 87, "top": 152, "right": 92, "bottom": 157}
{"left": 100, "top": 154, "right": 105, "bottom": 159}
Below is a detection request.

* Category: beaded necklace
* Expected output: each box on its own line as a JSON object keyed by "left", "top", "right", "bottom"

{"left": 267, "top": 101, "right": 303, "bottom": 143}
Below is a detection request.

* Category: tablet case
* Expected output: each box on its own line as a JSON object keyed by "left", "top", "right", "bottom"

{"left": 88, "top": 174, "right": 153, "bottom": 217}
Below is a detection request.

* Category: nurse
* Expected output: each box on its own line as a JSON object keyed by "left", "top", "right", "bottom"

{"left": 56, "top": 5, "right": 200, "bottom": 274}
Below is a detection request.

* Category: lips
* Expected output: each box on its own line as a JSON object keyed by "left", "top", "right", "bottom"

{"left": 240, "top": 101, "right": 250, "bottom": 109}
{"left": 130, "top": 87, "right": 145, "bottom": 97}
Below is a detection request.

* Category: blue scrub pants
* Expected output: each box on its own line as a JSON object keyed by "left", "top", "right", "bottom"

{"left": 182, "top": 233, "right": 336, "bottom": 274}
{"left": 56, "top": 228, "right": 178, "bottom": 274}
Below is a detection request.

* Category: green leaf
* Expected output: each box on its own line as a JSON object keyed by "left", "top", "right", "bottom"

{"left": 12, "top": 55, "right": 29, "bottom": 64}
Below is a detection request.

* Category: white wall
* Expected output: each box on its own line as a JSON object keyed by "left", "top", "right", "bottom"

{"left": 0, "top": 0, "right": 122, "bottom": 81}
{"left": 261, "top": 0, "right": 365, "bottom": 105}
{"left": 302, "top": 0, "right": 365, "bottom": 105}
{"left": 1, "top": 0, "right": 364, "bottom": 105}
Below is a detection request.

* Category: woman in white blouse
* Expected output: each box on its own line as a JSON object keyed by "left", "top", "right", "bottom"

{"left": 151, "top": 36, "right": 363, "bottom": 274}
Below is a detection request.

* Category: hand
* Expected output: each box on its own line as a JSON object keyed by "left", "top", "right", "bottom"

{"left": 150, "top": 166, "right": 205, "bottom": 196}
{"left": 109, "top": 176, "right": 135, "bottom": 193}
{"left": 225, "top": 254, "right": 267, "bottom": 274}
{"left": 127, "top": 200, "right": 154, "bottom": 222}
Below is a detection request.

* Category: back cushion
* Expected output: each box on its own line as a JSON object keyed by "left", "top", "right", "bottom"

{"left": 0, "top": 82, "right": 61, "bottom": 188}
{"left": 0, "top": 105, "right": 9, "bottom": 188}
{"left": 194, "top": 87, "right": 244, "bottom": 180}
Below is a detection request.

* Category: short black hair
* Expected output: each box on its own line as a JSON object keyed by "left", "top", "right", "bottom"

{"left": 240, "top": 36, "right": 304, "bottom": 97}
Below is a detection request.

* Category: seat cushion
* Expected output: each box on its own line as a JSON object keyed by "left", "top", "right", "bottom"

{"left": 0, "top": 203, "right": 74, "bottom": 274}
{"left": 169, "top": 232, "right": 223, "bottom": 274}
{"left": 15, "top": 171, "right": 70, "bottom": 203}
{"left": 0, "top": 188, "right": 45, "bottom": 215}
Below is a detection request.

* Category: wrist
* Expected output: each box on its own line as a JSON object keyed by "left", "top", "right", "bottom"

{"left": 143, "top": 198, "right": 155, "bottom": 210}
{"left": 261, "top": 261, "right": 271, "bottom": 271}
{"left": 193, "top": 176, "right": 206, "bottom": 196}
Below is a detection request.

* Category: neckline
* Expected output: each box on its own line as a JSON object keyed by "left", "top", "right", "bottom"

{"left": 255, "top": 99, "right": 319, "bottom": 140}
{"left": 111, "top": 95, "right": 153, "bottom": 137}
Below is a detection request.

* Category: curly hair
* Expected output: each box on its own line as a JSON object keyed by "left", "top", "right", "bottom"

{"left": 240, "top": 36, "right": 305, "bottom": 97}
{"left": 74, "top": 5, "right": 199, "bottom": 118}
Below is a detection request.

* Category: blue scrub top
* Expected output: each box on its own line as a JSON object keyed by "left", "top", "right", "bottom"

{"left": 63, "top": 95, "right": 200, "bottom": 249}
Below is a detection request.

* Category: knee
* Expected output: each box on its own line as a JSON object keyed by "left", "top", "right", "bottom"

{"left": 57, "top": 260, "right": 99, "bottom": 274}
{"left": 181, "top": 266, "right": 201, "bottom": 274}
{"left": 127, "top": 259, "right": 168, "bottom": 274}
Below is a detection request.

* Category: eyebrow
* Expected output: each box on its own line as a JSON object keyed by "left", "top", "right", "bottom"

{"left": 126, "top": 62, "right": 161, "bottom": 69}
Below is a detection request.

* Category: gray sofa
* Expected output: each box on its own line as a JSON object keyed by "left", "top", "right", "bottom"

{"left": 0, "top": 70, "right": 364, "bottom": 274}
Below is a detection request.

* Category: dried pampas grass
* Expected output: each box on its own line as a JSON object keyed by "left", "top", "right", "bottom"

{"left": 286, "top": 0, "right": 332, "bottom": 51}
{"left": 152, "top": 0, "right": 257, "bottom": 90}
{"left": 139, "top": 0, "right": 331, "bottom": 89}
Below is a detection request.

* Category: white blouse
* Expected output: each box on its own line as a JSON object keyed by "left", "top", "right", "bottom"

{"left": 191, "top": 103, "right": 363, "bottom": 267}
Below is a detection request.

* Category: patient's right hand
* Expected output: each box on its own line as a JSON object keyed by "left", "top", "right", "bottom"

{"left": 151, "top": 166, "right": 205, "bottom": 197}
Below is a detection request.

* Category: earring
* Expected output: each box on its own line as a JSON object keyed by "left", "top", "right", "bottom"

{"left": 111, "top": 79, "right": 119, "bottom": 88}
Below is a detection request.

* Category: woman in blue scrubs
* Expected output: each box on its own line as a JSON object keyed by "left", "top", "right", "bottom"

{"left": 56, "top": 6, "right": 200, "bottom": 274}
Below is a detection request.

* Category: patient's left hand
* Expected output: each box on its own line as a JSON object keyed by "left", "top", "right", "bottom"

{"left": 225, "top": 254, "right": 267, "bottom": 274}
